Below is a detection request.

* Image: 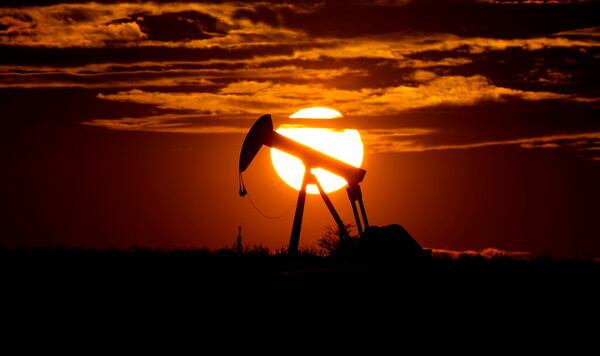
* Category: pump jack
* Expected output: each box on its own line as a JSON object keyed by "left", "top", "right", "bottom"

{"left": 239, "top": 114, "right": 369, "bottom": 255}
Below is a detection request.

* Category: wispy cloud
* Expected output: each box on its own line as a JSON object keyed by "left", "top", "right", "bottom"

{"left": 0, "top": 64, "right": 359, "bottom": 89}
{"left": 84, "top": 110, "right": 600, "bottom": 161}
{"left": 0, "top": 74, "right": 214, "bottom": 89}
{"left": 95, "top": 75, "right": 584, "bottom": 118}
{"left": 292, "top": 33, "right": 600, "bottom": 62}
{"left": 364, "top": 130, "right": 600, "bottom": 159}
{"left": 555, "top": 26, "right": 600, "bottom": 37}
{"left": 83, "top": 114, "right": 248, "bottom": 134}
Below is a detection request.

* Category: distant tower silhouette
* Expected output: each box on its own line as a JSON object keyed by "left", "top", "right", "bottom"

{"left": 235, "top": 226, "right": 243, "bottom": 253}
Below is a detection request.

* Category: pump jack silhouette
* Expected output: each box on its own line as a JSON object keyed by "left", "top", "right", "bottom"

{"left": 239, "top": 114, "right": 369, "bottom": 255}
{"left": 239, "top": 114, "right": 428, "bottom": 260}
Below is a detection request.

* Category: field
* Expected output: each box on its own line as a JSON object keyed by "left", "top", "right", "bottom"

{"left": 3, "top": 246, "right": 598, "bottom": 293}
{"left": 3, "top": 246, "right": 599, "bottom": 334}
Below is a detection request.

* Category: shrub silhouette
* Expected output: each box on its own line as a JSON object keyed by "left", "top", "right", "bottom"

{"left": 317, "top": 223, "right": 359, "bottom": 256}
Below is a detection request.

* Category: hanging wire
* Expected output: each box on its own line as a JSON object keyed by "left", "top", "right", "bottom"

{"left": 239, "top": 173, "right": 294, "bottom": 219}
{"left": 238, "top": 173, "right": 247, "bottom": 197}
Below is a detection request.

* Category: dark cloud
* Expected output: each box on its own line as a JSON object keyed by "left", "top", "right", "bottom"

{"left": 0, "top": 69, "right": 217, "bottom": 89}
{"left": 0, "top": 10, "right": 35, "bottom": 36}
{"left": 110, "top": 10, "right": 229, "bottom": 42}
{"left": 0, "top": 0, "right": 232, "bottom": 6}
{"left": 0, "top": 88, "right": 187, "bottom": 129}
{"left": 235, "top": 0, "right": 600, "bottom": 39}
{"left": 49, "top": 6, "right": 108, "bottom": 23}
{"left": 233, "top": 5, "right": 281, "bottom": 28}
{"left": 408, "top": 47, "right": 600, "bottom": 97}
{"left": 0, "top": 11, "right": 33, "bottom": 22}
{"left": 0, "top": 44, "right": 295, "bottom": 66}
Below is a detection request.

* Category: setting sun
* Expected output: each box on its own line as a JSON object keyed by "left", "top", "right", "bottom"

{"left": 288, "top": 107, "right": 344, "bottom": 119}
{"left": 271, "top": 108, "right": 364, "bottom": 194}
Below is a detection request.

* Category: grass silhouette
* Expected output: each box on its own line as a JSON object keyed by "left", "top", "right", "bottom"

{"left": 2, "top": 245, "right": 599, "bottom": 323}
{"left": 2, "top": 245, "right": 598, "bottom": 285}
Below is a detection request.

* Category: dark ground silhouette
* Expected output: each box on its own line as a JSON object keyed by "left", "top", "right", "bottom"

{"left": 2, "top": 246, "right": 599, "bottom": 334}
{"left": 3, "top": 246, "right": 598, "bottom": 292}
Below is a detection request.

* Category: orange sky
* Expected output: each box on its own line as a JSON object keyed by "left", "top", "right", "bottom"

{"left": 1, "top": 0, "right": 600, "bottom": 257}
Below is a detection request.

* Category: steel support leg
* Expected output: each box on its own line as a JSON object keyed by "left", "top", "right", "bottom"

{"left": 288, "top": 169, "right": 309, "bottom": 255}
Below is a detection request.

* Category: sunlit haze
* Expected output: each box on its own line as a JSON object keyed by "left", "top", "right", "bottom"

{"left": 1, "top": 1, "right": 599, "bottom": 258}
